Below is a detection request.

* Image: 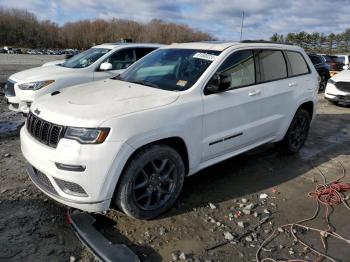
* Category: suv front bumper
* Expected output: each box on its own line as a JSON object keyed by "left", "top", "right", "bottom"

{"left": 21, "top": 126, "right": 129, "bottom": 212}
{"left": 325, "top": 83, "right": 350, "bottom": 104}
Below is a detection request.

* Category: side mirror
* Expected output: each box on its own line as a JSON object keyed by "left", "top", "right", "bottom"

{"left": 205, "top": 73, "right": 230, "bottom": 94}
{"left": 99, "top": 62, "right": 113, "bottom": 71}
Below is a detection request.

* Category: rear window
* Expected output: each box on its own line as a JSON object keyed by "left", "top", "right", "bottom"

{"left": 308, "top": 55, "right": 322, "bottom": 65}
{"left": 286, "top": 51, "right": 309, "bottom": 76}
{"left": 255, "top": 50, "right": 287, "bottom": 83}
{"left": 335, "top": 56, "right": 345, "bottom": 65}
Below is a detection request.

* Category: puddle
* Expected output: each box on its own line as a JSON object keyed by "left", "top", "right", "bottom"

{"left": 157, "top": 239, "right": 203, "bottom": 261}
{"left": 300, "top": 130, "right": 350, "bottom": 160}
{"left": 0, "top": 120, "right": 24, "bottom": 138}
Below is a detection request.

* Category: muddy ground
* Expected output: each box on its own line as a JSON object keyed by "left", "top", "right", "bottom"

{"left": 0, "top": 90, "right": 350, "bottom": 262}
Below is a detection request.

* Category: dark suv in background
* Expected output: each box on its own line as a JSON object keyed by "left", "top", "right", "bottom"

{"left": 319, "top": 54, "right": 344, "bottom": 71}
{"left": 308, "top": 53, "right": 330, "bottom": 91}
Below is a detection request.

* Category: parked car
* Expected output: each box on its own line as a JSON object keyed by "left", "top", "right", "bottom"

{"left": 319, "top": 54, "right": 343, "bottom": 73}
{"left": 325, "top": 69, "right": 350, "bottom": 105}
{"left": 21, "top": 41, "right": 318, "bottom": 219}
{"left": 308, "top": 53, "right": 330, "bottom": 90}
{"left": 4, "top": 43, "right": 162, "bottom": 114}
{"left": 335, "top": 54, "right": 350, "bottom": 70}
{"left": 12, "top": 48, "right": 22, "bottom": 54}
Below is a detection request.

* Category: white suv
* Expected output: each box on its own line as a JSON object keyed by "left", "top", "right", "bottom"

{"left": 21, "top": 41, "right": 318, "bottom": 219}
{"left": 5, "top": 43, "right": 161, "bottom": 114}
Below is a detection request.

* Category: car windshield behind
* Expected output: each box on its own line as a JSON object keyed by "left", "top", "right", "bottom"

{"left": 117, "top": 48, "right": 221, "bottom": 91}
{"left": 61, "top": 48, "right": 111, "bottom": 68}
{"left": 335, "top": 56, "right": 345, "bottom": 65}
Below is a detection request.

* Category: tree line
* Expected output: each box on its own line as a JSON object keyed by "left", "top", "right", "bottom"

{"left": 270, "top": 30, "right": 350, "bottom": 53}
{"left": 0, "top": 7, "right": 214, "bottom": 49}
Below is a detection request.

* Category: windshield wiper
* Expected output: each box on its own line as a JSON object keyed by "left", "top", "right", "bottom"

{"left": 128, "top": 80, "right": 160, "bottom": 89}
{"left": 111, "top": 74, "right": 122, "bottom": 80}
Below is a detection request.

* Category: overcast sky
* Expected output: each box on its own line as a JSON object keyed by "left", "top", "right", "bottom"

{"left": 1, "top": 0, "right": 350, "bottom": 40}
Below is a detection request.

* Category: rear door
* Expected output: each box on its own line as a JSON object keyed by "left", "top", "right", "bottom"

{"left": 253, "top": 49, "right": 291, "bottom": 139}
{"left": 260, "top": 50, "right": 312, "bottom": 138}
{"left": 201, "top": 49, "right": 265, "bottom": 161}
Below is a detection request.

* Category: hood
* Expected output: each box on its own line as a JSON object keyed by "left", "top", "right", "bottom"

{"left": 42, "top": 59, "right": 66, "bottom": 67}
{"left": 332, "top": 69, "right": 350, "bottom": 82}
{"left": 31, "top": 79, "right": 180, "bottom": 127}
{"left": 10, "top": 65, "right": 75, "bottom": 81}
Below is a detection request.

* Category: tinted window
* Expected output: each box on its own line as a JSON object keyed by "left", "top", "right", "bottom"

{"left": 286, "top": 51, "right": 309, "bottom": 76}
{"left": 335, "top": 56, "right": 345, "bottom": 65}
{"left": 323, "top": 55, "right": 332, "bottom": 62}
{"left": 106, "top": 48, "right": 135, "bottom": 70}
{"left": 135, "top": 48, "right": 157, "bottom": 60}
{"left": 309, "top": 55, "right": 322, "bottom": 65}
{"left": 217, "top": 50, "right": 255, "bottom": 89}
{"left": 255, "top": 50, "right": 287, "bottom": 82}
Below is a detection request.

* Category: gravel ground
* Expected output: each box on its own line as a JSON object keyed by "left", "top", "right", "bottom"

{"left": 0, "top": 92, "right": 350, "bottom": 262}
{"left": 0, "top": 54, "right": 64, "bottom": 83}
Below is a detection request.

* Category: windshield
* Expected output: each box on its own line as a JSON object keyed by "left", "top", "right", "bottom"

{"left": 335, "top": 56, "right": 345, "bottom": 65}
{"left": 62, "top": 48, "right": 111, "bottom": 68}
{"left": 117, "top": 48, "right": 221, "bottom": 91}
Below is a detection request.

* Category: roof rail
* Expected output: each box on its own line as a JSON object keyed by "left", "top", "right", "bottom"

{"left": 240, "top": 40, "right": 294, "bottom": 45}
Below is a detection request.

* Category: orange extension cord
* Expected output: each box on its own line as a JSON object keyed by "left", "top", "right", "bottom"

{"left": 256, "top": 161, "right": 350, "bottom": 262}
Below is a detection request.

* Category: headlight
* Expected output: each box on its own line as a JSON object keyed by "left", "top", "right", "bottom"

{"left": 327, "top": 79, "right": 336, "bottom": 85}
{"left": 18, "top": 80, "right": 55, "bottom": 90}
{"left": 64, "top": 127, "right": 110, "bottom": 144}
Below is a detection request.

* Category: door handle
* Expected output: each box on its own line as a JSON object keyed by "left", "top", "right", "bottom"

{"left": 288, "top": 82, "right": 297, "bottom": 87}
{"left": 248, "top": 89, "right": 261, "bottom": 96}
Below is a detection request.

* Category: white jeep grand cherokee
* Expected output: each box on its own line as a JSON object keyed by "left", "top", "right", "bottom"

{"left": 21, "top": 41, "right": 318, "bottom": 219}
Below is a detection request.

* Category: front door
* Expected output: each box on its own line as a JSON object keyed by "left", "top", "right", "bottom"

{"left": 93, "top": 48, "right": 136, "bottom": 80}
{"left": 201, "top": 50, "right": 265, "bottom": 162}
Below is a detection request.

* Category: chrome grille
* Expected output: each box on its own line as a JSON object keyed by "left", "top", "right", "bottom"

{"left": 335, "top": 81, "right": 350, "bottom": 92}
{"left": 4, "top": 80, "right": 15, "bottom": 97}
{"left": 27, "top": 111, "right": 65, "bottom": 148}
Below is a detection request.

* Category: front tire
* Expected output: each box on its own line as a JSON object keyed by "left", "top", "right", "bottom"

{"left": 278, "top": 109, "right": 311, "bottom": 154}
{"left": 113, "top": 144, "right": 185, "bottom": 220}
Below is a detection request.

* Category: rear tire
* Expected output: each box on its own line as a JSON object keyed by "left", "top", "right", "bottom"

{"left": 278, "top": 109, "right": 311, "bottom": 154}
{"left": 113, "top": 144, "right": 185, "bottom": 220}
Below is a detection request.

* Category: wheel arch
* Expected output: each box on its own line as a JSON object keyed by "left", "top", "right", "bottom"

{"left": 107, "top": 136, "right": 190, "bottom": 208}
{"left": 125, "top": 137, "right": 190, "bottom": 176}
{"left": 297, "top": 100, "right": 314, "bottom": 119}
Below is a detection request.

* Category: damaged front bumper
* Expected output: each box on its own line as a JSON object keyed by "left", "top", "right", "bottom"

{"left": 67, "top": 211, "right": 139, "bottom": 262}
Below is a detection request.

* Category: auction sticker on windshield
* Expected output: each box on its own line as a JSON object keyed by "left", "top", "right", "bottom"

{"left": 176, "top": 80, "right": 188, "bottom": 87}
{"left": 193, "top": 52, "right": 218, "bottom": 61}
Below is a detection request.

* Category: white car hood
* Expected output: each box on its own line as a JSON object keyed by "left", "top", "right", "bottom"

{"left": 31, "top": 79, "right": 180, "bottom": 127}
{"left": 333, "top": 69, "right": 350, "bottom": 82}
{"left": 10, "top": 65, "right": 75, "bottom": 81}
{"left": 42, "top": 59, "right": 66, "bottom": 67}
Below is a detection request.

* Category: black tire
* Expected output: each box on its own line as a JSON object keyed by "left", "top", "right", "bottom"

{"left": 278, "top": 109, "right": 311, "bottom": 154}
{"left": 113, "top": 144, "right": 185, "bottom": 220}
